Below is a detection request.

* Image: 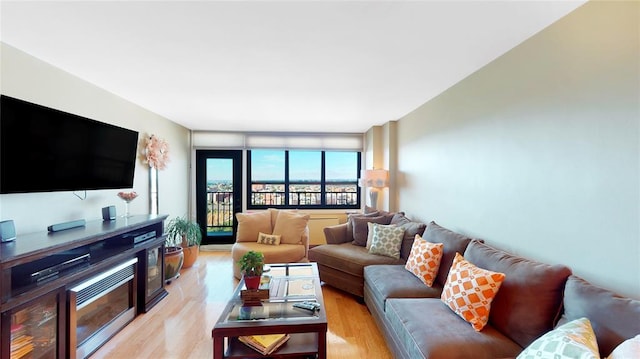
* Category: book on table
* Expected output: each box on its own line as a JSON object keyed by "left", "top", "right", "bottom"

{"left": 238, "top": 333, "right": 290, "bottom": 355}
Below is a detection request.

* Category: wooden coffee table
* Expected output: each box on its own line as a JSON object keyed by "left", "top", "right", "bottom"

{"left": 212, "top": 263, "right": 327, "bottom": 359}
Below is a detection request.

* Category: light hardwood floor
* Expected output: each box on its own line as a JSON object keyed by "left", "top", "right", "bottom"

{"left": 90, "top": 251, "right": 392, "bottom": 359}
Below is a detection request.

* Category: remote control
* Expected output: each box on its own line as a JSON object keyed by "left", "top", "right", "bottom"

{"left": 293, "top": 302, "right": 319, "bottom": 312}
{"left": 302, "top": 301, "right": 321, "bottom": 310}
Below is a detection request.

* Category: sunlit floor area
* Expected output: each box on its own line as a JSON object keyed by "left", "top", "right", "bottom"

{"left": 90, "top": 251, "right": 392, "bottom": 359}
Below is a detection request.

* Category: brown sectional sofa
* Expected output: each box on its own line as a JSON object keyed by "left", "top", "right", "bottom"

{"left": 365, "top": 226, "right": 640, "bottom": 358}
{"left": 308, "top": 211, "right": 426, "bottom": 297}
{"left": 311, "top": 214, "right": 640, "bottom": 358}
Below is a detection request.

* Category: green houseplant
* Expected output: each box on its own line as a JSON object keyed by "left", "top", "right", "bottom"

{"left": 237, "top": 251, "right": 264, "bottom": 290}
{"left": 166, "top": 216, "right": 202, "bottom": 270}
{"left": 164, "top": 217, "right": 202, "bottom": 282}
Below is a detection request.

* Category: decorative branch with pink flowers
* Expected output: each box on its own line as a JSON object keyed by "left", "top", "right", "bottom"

{"left": 143, "top": 134, "right": 170, "bottom": 170}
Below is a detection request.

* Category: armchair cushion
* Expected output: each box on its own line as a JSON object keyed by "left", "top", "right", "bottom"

{"left": 236, "top": 211, "right": 272, "bottom": 242}
{"left": 257, "top": 232, "right": 281, "bottom": 245}
{"left": 272, "top": 210, "right": 310, "bottom": 245}
{"left": 232, "top": 242, "right": 306, "bottom": 278}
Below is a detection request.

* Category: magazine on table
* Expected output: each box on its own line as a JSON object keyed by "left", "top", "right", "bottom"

{"left": 238, "top": 333, "right": 290, "bottom": 355}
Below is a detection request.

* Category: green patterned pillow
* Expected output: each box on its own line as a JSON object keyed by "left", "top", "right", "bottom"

{"left": 517, "top": 317, "right": 599, "bottom": 359}
{"left": 368, "top": 223, "right": 405, "bottom": 259}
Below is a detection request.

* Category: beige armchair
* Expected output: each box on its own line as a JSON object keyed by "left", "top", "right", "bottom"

{"left": 231, "top": 209, "right": 310, "bottom": 279}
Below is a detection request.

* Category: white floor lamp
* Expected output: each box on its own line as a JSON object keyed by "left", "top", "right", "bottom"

{"left": 359, "top": 169, "right": 389, "bottom": 210}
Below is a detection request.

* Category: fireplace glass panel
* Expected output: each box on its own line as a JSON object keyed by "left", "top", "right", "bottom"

{"left": 76, "top": 281, "right": 131, "bottom": 345}
{"left": 69, "top": 258, "right": 137, "bottom": 359}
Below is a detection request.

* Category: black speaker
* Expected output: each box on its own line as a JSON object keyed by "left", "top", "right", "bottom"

{"left": 102, "top": 206, "right": 116, "bottom": 221}
{"left": 0, "top": 220, "right": 16, "bottom": 242}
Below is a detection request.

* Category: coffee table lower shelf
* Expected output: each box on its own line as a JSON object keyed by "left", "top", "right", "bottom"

{"left": 225, "top": 332, "right": 319, "bottom": 359}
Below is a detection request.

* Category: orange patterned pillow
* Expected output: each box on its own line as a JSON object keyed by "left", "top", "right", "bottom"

{"left": 441, "top": 252, "right": 505, "bottom": 331}
{"left": 404, "top": 235, "right": 444, "bottom": 287}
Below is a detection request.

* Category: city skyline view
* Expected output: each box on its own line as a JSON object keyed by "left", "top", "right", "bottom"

{"left": 206, "top": 150, "right": 358, "bottom": 182}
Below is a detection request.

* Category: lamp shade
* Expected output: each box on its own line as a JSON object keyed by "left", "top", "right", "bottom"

{"left": 359, "top": 169, "right": 389, "bottom": 188}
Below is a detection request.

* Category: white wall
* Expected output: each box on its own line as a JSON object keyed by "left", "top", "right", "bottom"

{"left": 396, "top": 1, "right": 639, "bottom": 298}
{"left": 0, "top": 43, "right": 190, "bottom": 234}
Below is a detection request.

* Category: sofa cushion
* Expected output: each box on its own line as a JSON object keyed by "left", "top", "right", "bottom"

{"left": 272, "top": 210, "right": 309, "bottom": 244}
{"left": 345, "top": 211, "right": 380, "bottom": 242}
{"left": 236, "top": 211, "right": 272, "bottom": 242}
{"left": 232, "top": 242, "right": 306, "bottom": 264}
{"left": 390, "top": 212, "right": 409, "bottom": 225}
{"left": 517, "top": 317, "right": 599, "bottom": 359}
{"left": 366, "top": 222, "right": 395, "bottom": 249}
{"left": 398, "top": 221, "right": 427, "bottom": 261}
{"left": 308, "top": 242, "right": 403, "bottom": 278}
{"left": 369, "top": 223, "right": 405, "bottom": 259}
{"left": 364, "top": 265, "right": 442, "bottom": 311}
{"left": 351, "top": 215, "right": 389, "bottom": 246}
{"left": 422, "top": 221, "right": 473, "bottom": 287}
{"left": 558, "top": 275, "right": 640, "bottom": 357}
{"left": 405, "top": 236, "right": 443, "bottom": 287}
{"left": 441, "top": 253, "right": 505, "bottom": 331}
{"left": 257, "top": 232, "right": 281, "bottom": 245}
{"left": 463, "top": 240, "right": 572, "bottom": 348}
{"left": 386, "top": 213, "right": 427, "bottom": 260}
{"left": 385, "top": 298, "right": 523, "bottom": 359}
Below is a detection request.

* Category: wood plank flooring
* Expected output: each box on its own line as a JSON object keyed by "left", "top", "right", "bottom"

{"left": 90, "top": 251, "right": 392, "bottom": 359}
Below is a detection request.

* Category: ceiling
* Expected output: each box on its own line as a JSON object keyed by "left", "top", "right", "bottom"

{"left": 0, "top": 1, "right": 585, "bottom": 133}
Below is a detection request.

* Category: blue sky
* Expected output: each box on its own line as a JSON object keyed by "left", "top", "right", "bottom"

{"left": 206, "top": 150, "right": 357, "bottom": 181}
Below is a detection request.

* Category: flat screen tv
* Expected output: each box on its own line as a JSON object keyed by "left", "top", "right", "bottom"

{"left": 1, "top": 95, "right": 139, "bottom": 194}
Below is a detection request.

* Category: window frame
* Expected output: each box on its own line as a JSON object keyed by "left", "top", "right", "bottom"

{"left": 247, "top": 149, "right": 361, "bottom": 210}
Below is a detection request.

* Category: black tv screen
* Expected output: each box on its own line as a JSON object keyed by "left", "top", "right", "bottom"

{"left": 1, "top": 95, "right": 139, "bottom": 194}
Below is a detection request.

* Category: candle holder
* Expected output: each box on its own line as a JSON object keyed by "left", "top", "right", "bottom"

{"left": 117, "top": 191, "right": 138, "bottom": 218}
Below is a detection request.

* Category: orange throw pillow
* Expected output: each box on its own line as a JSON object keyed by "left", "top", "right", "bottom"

{"left": 441, "top": 252, "right": 505, "bottom": 331}
{"left": 404, "top": 235, "right": 443, "bottom": 287}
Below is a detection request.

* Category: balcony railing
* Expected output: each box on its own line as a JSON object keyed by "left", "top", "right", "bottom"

{"left": 250, "top": 191, "right": 358, "bottom": 206}
{"left": 206, "top": 186, "right": 359, "bottom": 233}
{"left": 206, "top": 191, "right": 233, "bottom": 235}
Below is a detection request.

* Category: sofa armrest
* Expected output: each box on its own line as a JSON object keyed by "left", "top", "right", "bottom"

{"left": 301, "top": 226, "right": 310, "bottom": 258}
{"left": 323, "top": 223, "right": 350, "bottom": 244}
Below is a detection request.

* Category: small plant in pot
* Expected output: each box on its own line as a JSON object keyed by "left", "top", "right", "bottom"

{"left": 166, "top": 216, "right": 202, "bottom": 269}
{"left": 237, "top": 251, "right": 264, "bottom": 290}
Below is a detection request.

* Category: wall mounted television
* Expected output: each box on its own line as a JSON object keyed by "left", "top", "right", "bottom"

{"left": 0, "top": 95, "right": 139, "bottom": 194}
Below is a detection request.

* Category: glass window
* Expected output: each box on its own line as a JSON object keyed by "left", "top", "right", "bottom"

{"left": 248, "top": 150, "right": 360, "bottom": 209}
{"left": 325, "top": 151, "right": 359, "bottom": 206}
{"left": 250, "top": 150, "right": 285, "bottom": 206}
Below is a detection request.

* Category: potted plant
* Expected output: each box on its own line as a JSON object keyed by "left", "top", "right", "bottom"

{"left": 237, "top": 251, "right": 264, "bottom": 290}
{"left": 166, "top": 216, "right": 202, "bottom": 269}
{"left": 164, "top": 243, "right": 183, "bottom": 283}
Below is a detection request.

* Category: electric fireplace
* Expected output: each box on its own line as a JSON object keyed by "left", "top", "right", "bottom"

{"left": 68, "top": 258, "right": 137, "bottom": 359}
